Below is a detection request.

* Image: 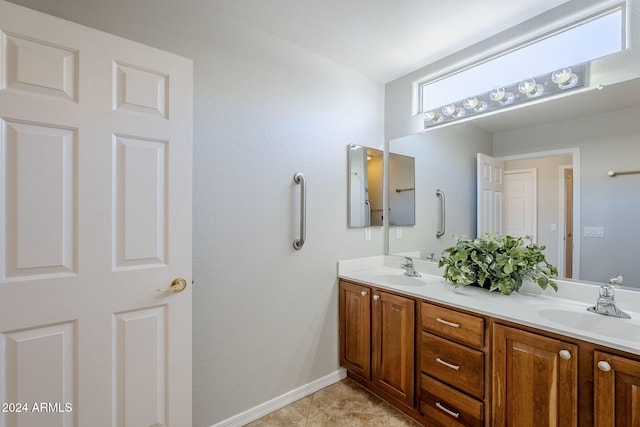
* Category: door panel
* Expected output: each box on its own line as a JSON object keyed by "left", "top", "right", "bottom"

{"left": 594, "top": 351, "right": 640, "bottom": 427}
{"left": 372, "top": 291, "right": 415, "bottom": 405}
{"left": 477, "top": 153, "right": 504, "bottom": 235}
{"left": 493, "top": 324, "right": 578, "bottom": 427}
{"left": 0, "top": 2, "right": 193, "bottom": 426}
{"left": 504, "top": 169, "right": 537, "bottom": 242}
{"left": 2, "top": 119, "right": 77, "bottom": 279}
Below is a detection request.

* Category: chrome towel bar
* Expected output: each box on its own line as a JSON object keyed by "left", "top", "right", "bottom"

{"left": 436, "top": 189, "right": 445, "bottom": 238}
{"left": 293, "top": 173, "right": 306, "bottom": 250}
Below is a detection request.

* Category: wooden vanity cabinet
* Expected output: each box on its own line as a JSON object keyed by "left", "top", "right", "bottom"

{"left": 419, "top": 302, "right": 486, "bottom": 426}
{"left": 493, "top": 324, "right": 578, "bottom": 427}
{"left": 338, "top": 280, "right": 415, "bottom": 407}
{"left": 339, "top": 277, "right": 640, "bottom": 426}
{"left": 593, "top": 351, "right": 640, "bottom": 426}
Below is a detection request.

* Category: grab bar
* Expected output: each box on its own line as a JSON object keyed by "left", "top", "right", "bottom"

{"left": 436, "top": 189, "right": 445, "bottom": 238}
{"left": 293, "top": 173, "right": 306, "bottom": 250}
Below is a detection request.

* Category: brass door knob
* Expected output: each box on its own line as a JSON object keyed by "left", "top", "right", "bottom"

{"left": 157, "top": 278, "right": 187, "bottom": 293}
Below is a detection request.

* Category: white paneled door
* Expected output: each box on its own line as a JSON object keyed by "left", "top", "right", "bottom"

{"left": 0, "top": 2, "right": 193, "bottom": 426}
{"left": 477, "top": 153, "right": 504, "bottom": 236}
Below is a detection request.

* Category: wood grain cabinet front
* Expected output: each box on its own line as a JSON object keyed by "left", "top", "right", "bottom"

{"left": 339, "top": 280, "right": 416, "bottom": 407}
{"left": 419, "top": 302, "right": 486, "bottom": 426}
{"left": 421, "top": 301, "right": 484, "bottom": 349}
{"left": 421, "top": 332, "right": 484, "bottom": 399}
{"left": 372, "top": 290, "right": 415, "bottom": 405}
{"left": 339, "top": 280, "right": 371, "bottom": 379}
{"left": 420, "top": 374, "right": 483, "bottom": 427}
{"left": 493, "top": 324, "right": 578, "bottom": 427}
{"left": 593, "top": 350, "right": 640, "bottom": 426}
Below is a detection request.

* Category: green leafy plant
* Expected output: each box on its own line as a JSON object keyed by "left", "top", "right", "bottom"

{"left": 439, "top": 234, "right": 558, "bottom": 295}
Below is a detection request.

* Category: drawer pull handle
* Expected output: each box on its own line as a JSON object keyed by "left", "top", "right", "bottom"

{"left": 436, "top": 402, "right": 460, "bottom": 418}
{"left": 436, "top": 317, "right": 460, "bottom": 328}
{"left": 436, "top": 357, "right": 460, "bottom": 371}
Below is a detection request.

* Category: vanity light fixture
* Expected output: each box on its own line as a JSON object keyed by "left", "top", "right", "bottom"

{"left": 423, "top": 63, "right": 586, "bottom": 129}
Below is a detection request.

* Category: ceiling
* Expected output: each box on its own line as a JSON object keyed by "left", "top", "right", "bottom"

{"left": 207, "top": 0, "right": 570, "bottom": 83}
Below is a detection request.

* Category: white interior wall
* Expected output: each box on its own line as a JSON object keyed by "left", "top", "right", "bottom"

{"left": 6, "top": 1, "right": 385, "bottom": 425}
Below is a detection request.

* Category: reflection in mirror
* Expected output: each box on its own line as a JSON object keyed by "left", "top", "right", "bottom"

{"left": 388, "top": 153, "right": 416, "bottom": 226}
{"left": 348, "top": 144, "right": 383, "bottom": 228}
{"left": 388, "top": 77, "right": 640, "bottom": 288}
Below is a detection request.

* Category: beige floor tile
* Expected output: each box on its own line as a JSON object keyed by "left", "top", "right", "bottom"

{"left": 306, "top": 407, "right": 390, "bottom": 427}
{"left": 244, "top": 378, "right": 426, "bottom": 426}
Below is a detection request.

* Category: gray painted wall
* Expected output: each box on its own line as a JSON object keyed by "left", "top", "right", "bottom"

{"left": 389, "top": 125, "right": 493, "bottom": 258}
{"left": 6, "top": 1, "right": 385, "bottom": 425}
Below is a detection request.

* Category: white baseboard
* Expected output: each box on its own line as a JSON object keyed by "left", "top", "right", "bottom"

{"left": 210, "top": 368, "right": 347, "bottom": 427}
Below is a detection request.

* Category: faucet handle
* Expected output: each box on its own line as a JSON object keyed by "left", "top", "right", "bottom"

{"left": 609, "top": 274, "right": 624, "bottom": 286}
{"left": 402, "top": 256, "right": 413, "bottom": 265}
{"left": 600, "top": 284, "right": 615, "bottom": 299}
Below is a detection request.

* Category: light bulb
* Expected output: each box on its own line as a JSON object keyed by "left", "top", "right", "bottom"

{"left": 463, "top": 97, "right": 479, "bottom": 109}
{"left": 552, "top": 68, "right": 572, "bottom": 84}
{"left": 473, "top": 101, "right": 488, "bottom": 112}
{"left": 424, "top": 111, "right": 442, "bottom": 123}
{"left": 489, "top": 88, "right": 506, "bottom": 101}
{"left": 490, "top": 88, "right": 514, "bottom": 105}
{"left": 518, "top": 79, "right": 543, "bottom": 98}
{"left": 441, "top": 104, "right": 457, "bottom": 116}
{"left": 552, "top": 68, "right": 578, "bottom": 89}
{"left": 518, "top": 79, "right": 537, "bottom": 94}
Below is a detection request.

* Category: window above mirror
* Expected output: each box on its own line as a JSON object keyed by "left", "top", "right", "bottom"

{"left": 420, "top": 6, "right": 625, "bottom": 113}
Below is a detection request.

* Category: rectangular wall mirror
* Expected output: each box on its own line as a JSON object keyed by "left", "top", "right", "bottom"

{"left": 386, "top": 76, "right": 640, "bottom": 288}
{"left": 348, "top": 144, "right": 383, "bottom": 228}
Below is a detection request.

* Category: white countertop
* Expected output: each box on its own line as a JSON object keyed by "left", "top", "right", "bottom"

{"left": 338, "top": 256, "right": 640, "bottom": 356}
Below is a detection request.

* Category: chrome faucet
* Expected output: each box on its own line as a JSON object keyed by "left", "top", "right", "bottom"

{"left": 401, "top": 257, "right": 421, "bottom": 277}
{"left": 587, "top": 275, "right": 631, "bottom": 319}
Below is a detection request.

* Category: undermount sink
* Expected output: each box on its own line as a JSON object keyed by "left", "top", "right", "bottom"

{"left": 534, "top": 304, "right": 639, "bottom": 342}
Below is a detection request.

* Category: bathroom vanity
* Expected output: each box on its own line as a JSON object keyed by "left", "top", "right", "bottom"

{"left": 338, "top": 257, "right": 640, "bottom": 427}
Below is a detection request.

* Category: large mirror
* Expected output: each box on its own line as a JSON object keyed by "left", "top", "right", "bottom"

{"left": 388, "top": 76, "right": 640, "bottom": 288}
{"left": 348, "top": 144, "right": 383, "bottom": 227}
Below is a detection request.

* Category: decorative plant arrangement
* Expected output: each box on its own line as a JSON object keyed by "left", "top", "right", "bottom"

{"left": 439, "top": 234, "right": 558, "bottom": 295}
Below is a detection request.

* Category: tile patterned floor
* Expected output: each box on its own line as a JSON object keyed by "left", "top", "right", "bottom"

{"left": 244, "top": 377, "right": 423, "bottom": 426}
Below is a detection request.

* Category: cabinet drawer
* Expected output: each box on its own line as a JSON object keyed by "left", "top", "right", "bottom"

{"left": 421, "top": 302, "right": 484, "bottom": 349}
{"left": 421, "top": 374, "right": 483, "bottom": 427}
{"left": 421, "top": 332, "right": 484, "bottom": 399}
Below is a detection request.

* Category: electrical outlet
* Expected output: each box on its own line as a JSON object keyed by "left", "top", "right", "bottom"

{"left": 364, "top": 227, "right": 371, "bottom": 241}
{"left": 396, "top": 227, "right": 402, "bottom": 239}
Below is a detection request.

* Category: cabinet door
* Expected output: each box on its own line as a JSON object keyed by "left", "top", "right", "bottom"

{"left": 372, "top": 290, "right": 415, "bottom": 405}
{"left": 493, "top": 324, "right": 578, "bottom": 427}
{"left": 339, "top": 281, "right": 371, "bottom": 379}
{"left": 594, "top": 351, "right": 640, "bottom": 427}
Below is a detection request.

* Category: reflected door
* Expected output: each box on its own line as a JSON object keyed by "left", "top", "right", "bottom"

{"left": 477, "top": 153, "right": 504, "bottom": 235}
{"left": 0, "top": 2, "right": 193, "bottom": 426}
{"left": 504, "top": 169, "right": 537, "bottom": 242}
